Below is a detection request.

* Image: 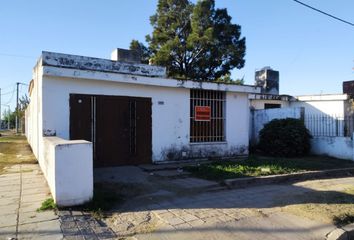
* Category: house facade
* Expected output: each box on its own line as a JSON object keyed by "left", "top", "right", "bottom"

{"left": 25, "top": 50, "right": 260, "bottom": 205}
{"left": 27, "top": 50, "right": 260, "bottom": 167}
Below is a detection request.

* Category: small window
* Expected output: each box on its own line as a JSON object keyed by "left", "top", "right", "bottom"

{"left": 190, "top": 89, "right": 226, "bottom": 142}
{"left": 264, "top": 103, "right": 281, "bottom": 109}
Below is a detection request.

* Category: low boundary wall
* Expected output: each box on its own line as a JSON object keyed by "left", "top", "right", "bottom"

{"left": 42, "top": 137, "right": 93, "bottom": 206}
{"left": 311, "top": 135, "right": 354, "bottom": 161}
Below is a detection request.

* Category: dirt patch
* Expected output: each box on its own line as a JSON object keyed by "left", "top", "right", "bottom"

{"left": 108, "top": 211, "right": 163, "bottom": 237}
{"left": 280, "top": 186, "right": 354, "bottom": 226}
{"left": 0, "top": 131, "right": 37, "bottom": 174}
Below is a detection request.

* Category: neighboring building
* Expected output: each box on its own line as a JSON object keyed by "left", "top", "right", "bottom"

{"left": 249, "top": 67, "right": 353, "bottom": 143}
{"left": 291, "top": 94, "right": 349, "bottom": 116}
{"left": 250, "top": 67, "right": 350, "bottom": 117}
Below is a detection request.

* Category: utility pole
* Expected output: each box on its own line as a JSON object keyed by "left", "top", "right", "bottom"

{"left": 16, "top": 82, "right": 19, "bottom": 133}
{"left": 2, "top": 105, "right": 10, "bottom": 130}
{"left": 0, "top": 88, "right": 2, "bottom": 130}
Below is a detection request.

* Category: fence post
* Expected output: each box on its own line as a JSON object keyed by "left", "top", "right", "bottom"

{"left": 352, "top": 132, "right": 354, "bottom": 161}
{"left": 250, "top": 108, "right": 256, "bottom": 146}
{"left": 300, "top": 107, "right": 305, "bottom": 122}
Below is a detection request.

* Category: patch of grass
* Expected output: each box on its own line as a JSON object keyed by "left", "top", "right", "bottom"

{"left": 37, "top": 198, "right": 57, "bottom": 212}
{"left": 83, "top": 188, "right": 122, "bottom": 211}
{"left": 185, "top": 155, "right": 354, "bottom": 181}
{"left": 74, "top": 186, "right": 124, "bottom": 219}
{"left": 69, "top": 183, "right": 144, "bottom": 220}
{"left": 0, "top": 132, "right": 37, "bottom": 174}
{"left": 0, "top": 131, "right": 26, "bottom": 143}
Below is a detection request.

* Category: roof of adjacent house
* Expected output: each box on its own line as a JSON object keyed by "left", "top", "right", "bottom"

{"left": 296, "top": 94, "right": 349, "bottom": 101}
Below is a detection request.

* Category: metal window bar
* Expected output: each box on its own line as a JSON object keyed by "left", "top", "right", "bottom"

{"left": 190, "top": 89, "right": 226, "bottom": 142}
{"left": 304, "top": 114, "right": 354, "bottom": 137}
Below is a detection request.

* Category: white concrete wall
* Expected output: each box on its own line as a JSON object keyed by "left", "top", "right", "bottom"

{"left": 226, "top": 92, "right": 250, "bottom": 153}
{"left": 311, "top": 136, "right": 354, "bottom": 161}
{"left": 251, "top": 107, "right": 303, "bottom": 143}
{"left": 42, "top": 76, "right": 190, "bottom": 161}
{"left": 42, "top": 74, "right": 251, "bottom": 161}
{"left": 26, "top": 66, "right": 93, "bottom": 206}
{"left": 43, "top": 137, "right": 93, "bottom": 206}
{"left": 26, "top": 64, "right": 43, "bottom": 161}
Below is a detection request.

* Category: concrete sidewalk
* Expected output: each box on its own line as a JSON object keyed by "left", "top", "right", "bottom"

{"left": 0, "top": 164, "right": 63, "bottom": 240}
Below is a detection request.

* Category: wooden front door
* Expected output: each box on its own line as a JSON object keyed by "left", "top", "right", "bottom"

{"left": 70, "top": 94, "right": 152, "bottom": 167}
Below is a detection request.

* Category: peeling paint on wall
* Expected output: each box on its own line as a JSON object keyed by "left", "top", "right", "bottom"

{"left": 41, "top": 51, "right": 166, "bottom": 78}
{"left": 43, "top": 129, "right": 56, "bottom": 136}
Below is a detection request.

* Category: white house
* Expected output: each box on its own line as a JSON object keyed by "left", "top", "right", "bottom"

{"left": 291, "top": 94, "right": 349, "bottom": 116}
{"left": 25, "top": 50, "right": 260, "bottom": 205}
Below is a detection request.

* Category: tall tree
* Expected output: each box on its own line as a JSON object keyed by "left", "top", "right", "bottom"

{"left": 139, "top": 0, "right": 246, "bottom": 81}
{"left": 129, "top": 40, "right": 151, "bottom": 64}
{"left": 3, "top": 109, "right": 16, "bottom": 129}
{"left": 147, "top": 0, "right": 193, "bottom": 79}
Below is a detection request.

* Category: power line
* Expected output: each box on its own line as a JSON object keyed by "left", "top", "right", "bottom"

{"left": 1, "top": 83, "right": 16, "bottom": 90}
{"left": 0, "top": 52, "right": 36, "bottom": 59}
{"left": 3, "top": 86, "right": 16, "bottom": 105}
{"left": 1, "top": 90, "right": 16, "bottom": 95}
{"left": 292, "top": 0, "right": 354, "bottom": 27}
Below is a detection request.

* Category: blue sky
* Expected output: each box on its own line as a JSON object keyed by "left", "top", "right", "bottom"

{"left": 0, "top": 0, "right": 353, "bottom": 113}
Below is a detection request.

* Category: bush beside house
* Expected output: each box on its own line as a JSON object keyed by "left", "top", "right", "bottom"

{"left": 258, "top": 118, "right": 312, "bottom": 157}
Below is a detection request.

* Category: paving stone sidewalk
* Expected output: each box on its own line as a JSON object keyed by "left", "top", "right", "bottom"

{"left": 0, "top": 164, "right": 118, "bottom": 240}
{"left": 58, "top": 210, "right": 117, "bottom": 240}
{"left": 0, "top": 164, "right": 62, "bottom": 240}
{"left": 106, "top": 173, "right": 354, "bottom": 239}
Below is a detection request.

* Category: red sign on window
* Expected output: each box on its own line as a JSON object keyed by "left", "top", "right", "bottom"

{"left": 195, "top": 106, "right": 211, "bottom": 121}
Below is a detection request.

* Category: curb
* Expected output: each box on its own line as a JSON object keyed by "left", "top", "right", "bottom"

{"left": 326, "top": 223, "right": 354, "bottom": 240}
{"left": 139, "top": 156, "right": 248, "bottom": 172}
{"left": 224, "top": 167, "right": 354, "bottom": 189}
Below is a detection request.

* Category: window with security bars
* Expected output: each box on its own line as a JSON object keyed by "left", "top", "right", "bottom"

{"left": 190, "top": 89, "right": 226, "bottom": 142}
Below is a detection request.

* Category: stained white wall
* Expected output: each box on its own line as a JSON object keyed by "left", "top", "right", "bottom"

{"left": 311, "top": 136, "right": 354, "bottom": 161}
{"left": 42, "top": 76, "right": 190, "bottom": 161}
{"left": 41, "top": 74, "right": 252, "bottom": 161}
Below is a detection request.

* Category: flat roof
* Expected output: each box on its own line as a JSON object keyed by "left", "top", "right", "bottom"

{"left": 296, "top": 94, "right": 348, "bottom": 101}
{"left": 39, "top": 51, "right": 261, "bottom": 94}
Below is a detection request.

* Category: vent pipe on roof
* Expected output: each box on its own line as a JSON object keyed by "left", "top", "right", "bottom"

{"left": 255, "top": 67, "right": 280, "bottom": 95}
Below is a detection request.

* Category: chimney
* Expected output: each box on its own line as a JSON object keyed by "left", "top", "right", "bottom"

{"left": 111, "top": 48, "right": 141, "bottom": 64}
{"left": 255, "top": 67, "right": 279, "bottom": 95}
{"left": 343, "top": 80, "right": 354, "bottom": 96}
